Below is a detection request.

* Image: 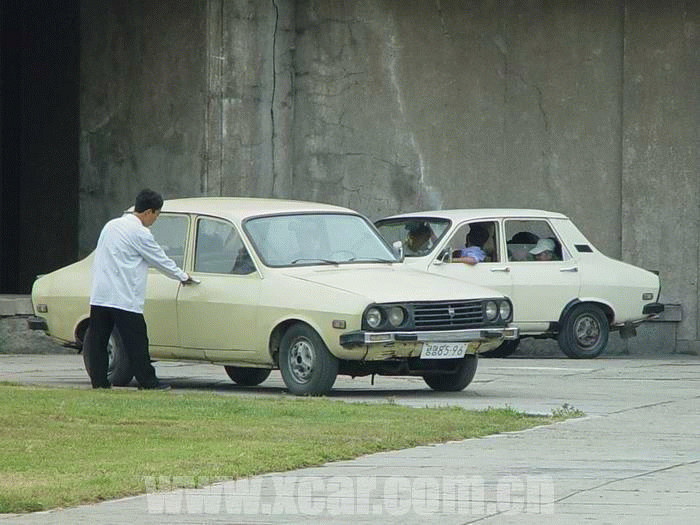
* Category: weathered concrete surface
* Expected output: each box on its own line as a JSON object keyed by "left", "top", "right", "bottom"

{"left": 79, "top": 0, "right": 209, "bottom": 253}
{"left": 0, "top": 296, "right": 66, "bottom": 353}
{"left": 0, "top": 318, "right": 69, "bottom": 354}
{"left": 79, "top": 0, "right": 295, "bottom": 252}
{"left": 205, "top": 0, "right": 296, "bottom": 199}
{"left": 76, "top": 0, "right": 700, "bottom": 352}
{"left": 294, "top": 0, "right": 625, "bottom": 257}
{"left": 622, "top": 2, "right": 700, "bottom": 354}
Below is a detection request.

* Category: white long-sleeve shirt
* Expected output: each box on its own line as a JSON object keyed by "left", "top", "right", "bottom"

{"left": 90, "top": 213, "right": 188, "bottom": 313}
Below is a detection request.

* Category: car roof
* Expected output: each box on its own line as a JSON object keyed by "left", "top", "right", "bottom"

{"left": 378, "top": 208, "right": 569, "bottom": 222}
{"left": 155, "top": 197, "right": 356, "bottom": 222}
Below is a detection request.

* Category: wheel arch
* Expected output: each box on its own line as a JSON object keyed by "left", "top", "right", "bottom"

{"left": 558, "top": 299, "right": 614, "bottom": 327}
{"left": 74, "top": 317, "right": 91, "bottom": 350}
{"left": 268, "top": 318, "right": 321, "bottom": 366}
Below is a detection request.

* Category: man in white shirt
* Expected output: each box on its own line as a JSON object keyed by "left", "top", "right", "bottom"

{"left": 84, "top": 189, "right": 196, "bottom": 389}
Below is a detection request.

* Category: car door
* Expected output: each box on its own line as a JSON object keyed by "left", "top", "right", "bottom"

{"left": 430, "top": 219, "right": 514, "bottom": 299}
{"left": 144, "top": 213, "right": 190, "bottom": 354}
{"left": 503, "top": 219, "right": 581, "bottom": 330}
{"left": 176, "top": 216, "right": 264, "bottom": 364}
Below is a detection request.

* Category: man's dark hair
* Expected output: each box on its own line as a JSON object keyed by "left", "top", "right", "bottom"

{"left": 134, "top": 189, "right": 164, "bottom": 213}
{"left": 406, "top": 221, "right": 431, "bottom": 237}
{"left": 510, "top": 231, "right": 539, "bottom": 244}
{"left": 466, "top": 224, "right": 489, "bottom": 247}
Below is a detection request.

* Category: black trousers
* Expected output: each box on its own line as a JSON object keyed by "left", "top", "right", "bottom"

{"left": 84, "top": 305, "right": 159, "bottom": 388}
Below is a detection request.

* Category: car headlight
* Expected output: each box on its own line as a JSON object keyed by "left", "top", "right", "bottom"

{"left": 387, "top": 306, "right": 405, "bottom": 327}
{"left": 366, "top": 307, "right": 383, "bottom": 329}
{"left": 485, "top": 301, "right": 498, "bottom": 321}
{"left": 499, "top": 300, "right": 512, "bottom": 322}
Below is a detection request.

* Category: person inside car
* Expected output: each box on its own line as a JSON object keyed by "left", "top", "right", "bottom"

{"left": 453, "top": 224, "right": 490, "bottom": 265}
{"left": 404, "top": 222, "right": 435, "bottom": 256}
{"left": 529, "top": 238, "right": 556, "bottom": 261}
{"left": 507, "top": 231, "right": 539, "bottom": 261}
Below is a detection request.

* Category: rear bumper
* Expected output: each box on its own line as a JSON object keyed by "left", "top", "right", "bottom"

{"left": 642, "top": 302, "right": 665, "bottom": 315}
{"left": 27, "top": 316, "right": 49, "bottom": 331}
{"left": 340, "top": 326, "right": 519, "bottom": 348}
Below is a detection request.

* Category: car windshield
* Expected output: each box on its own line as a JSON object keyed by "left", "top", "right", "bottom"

{"left": 375, "top": 218, "right": 451, "bottom": 257}
{"left": 244, "top": 213, "right": 398, "bottom": 267}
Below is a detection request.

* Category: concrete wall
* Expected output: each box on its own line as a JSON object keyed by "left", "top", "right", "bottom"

{"left": 79, "top": 0, "right": 699, "bottom": 352}
{"left": 80, "top": 0, "right": 208, "bottom": 248}
{"left": 80, "top": 0, "right": 295, "bottom": 248}
{"left": 622, "top": 2, "right": 700, "bottom": 353}
{"left": 293, "top": 0, "right": 626, "bottom": 256}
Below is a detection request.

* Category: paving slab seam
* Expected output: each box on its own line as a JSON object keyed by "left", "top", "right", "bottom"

{"left": 606, "top": 395, "right": 700, "bottom": 416}
{"left": 554, "top": 458, "right": 700, "bottom": 504}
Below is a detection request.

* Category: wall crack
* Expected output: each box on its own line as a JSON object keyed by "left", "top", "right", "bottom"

{"left": 270, "top": 0, "right": 279, "bottom": 197}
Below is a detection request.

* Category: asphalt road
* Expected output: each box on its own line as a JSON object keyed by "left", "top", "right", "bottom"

{"left": 2, "top": 353, "right": 700, "bottom": 524}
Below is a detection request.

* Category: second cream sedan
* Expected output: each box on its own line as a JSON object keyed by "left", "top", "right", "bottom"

{"left": 31, "top": 198, "right": 517, "bottom": 395}
{"left": 376, "top": 209, "right": 663, "bottom": 358}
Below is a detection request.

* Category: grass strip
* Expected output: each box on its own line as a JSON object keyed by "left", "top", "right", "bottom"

{"left": 0, "top": 384, "right": 566, "bottom": 513}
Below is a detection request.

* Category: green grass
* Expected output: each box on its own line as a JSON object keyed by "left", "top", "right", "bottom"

{"left": 0, "top": 384, "right": 571, "bottom": 514}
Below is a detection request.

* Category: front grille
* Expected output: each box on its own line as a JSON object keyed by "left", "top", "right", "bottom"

{"left": 412, "top": 300, "right": 485, "bottom": 330}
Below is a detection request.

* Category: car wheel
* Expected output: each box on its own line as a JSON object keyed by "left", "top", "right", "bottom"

{"left": 279, "top": 324, "right": 339, "bottom": 396}
{"left": 224, "top": 366, "right": 271, "bottom": 386}
{"left": 479, "top": 339, "right": 520, "bottom": 358}
{"left": 558, "top": 304, "right": 609, "bottom": 358}
{"left": 82, "top": 327, "right": 134, "bottom": 386}
{"left": 422, "top": 355, "right": 478, "bottom": 391}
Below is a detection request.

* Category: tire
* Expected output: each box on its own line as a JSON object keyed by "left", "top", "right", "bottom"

{"left": 479, "top": 339, "right": 520, "bottom": 358}
{"left": 558, "top": 303, "right": 609, "bottom": 359}
{"left": 279, "top": 324, "right": 339, "bottom": 396}
{"left": 423, "top": 355, "right": 478, "bottom": 391}
{"left": 224, "top": 366, "right": 271, "bottom": 386}
{"left": 82, "top": 327, "right": 134, "bottom": 386}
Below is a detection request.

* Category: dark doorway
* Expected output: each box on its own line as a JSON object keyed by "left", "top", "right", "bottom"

{"left": 1, "top": 0, "right": 80, "bottom": 293}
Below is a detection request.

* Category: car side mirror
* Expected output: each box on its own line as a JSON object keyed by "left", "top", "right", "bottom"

{"left": 434, "top": 248, "right": 451, "bottom": 265}
{"left": 392, "top": 240, "right": 405, "bottom": 262}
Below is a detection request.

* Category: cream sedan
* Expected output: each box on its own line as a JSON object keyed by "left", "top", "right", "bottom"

{"left": 30, "top": 198, "right": 518, "bottom": 395}
{"left": 376, "top": 209, "right": 664, "bottom": 359}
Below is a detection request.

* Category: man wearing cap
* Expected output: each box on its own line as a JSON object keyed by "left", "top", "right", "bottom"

{"left": 529, "top": 238, "right": 556, "bottom": 261}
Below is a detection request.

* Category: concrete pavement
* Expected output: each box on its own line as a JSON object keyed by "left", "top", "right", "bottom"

{"left": 2, "top": 354, "right": 700, "bottom": 524}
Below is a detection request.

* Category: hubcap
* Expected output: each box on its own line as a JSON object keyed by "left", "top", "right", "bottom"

{"left": 574, "top": 314, "right": 600, "bottom": 348}
{"left": 107, "top": 335, "right": 116, "bottom": 375}
{"left": 288, "top": 338, "right": 315, "bottom": 383}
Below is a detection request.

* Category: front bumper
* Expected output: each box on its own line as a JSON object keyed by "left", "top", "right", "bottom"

{"left": 340, "top": 326, "right": 519, "bottom": 348}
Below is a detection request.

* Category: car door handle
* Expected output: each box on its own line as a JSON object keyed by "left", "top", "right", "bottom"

{"left": 560, "top": 266, "right": 578, "bottom": 273}
{"left": 490, "top": 267, "right": 510, "bottom": 273}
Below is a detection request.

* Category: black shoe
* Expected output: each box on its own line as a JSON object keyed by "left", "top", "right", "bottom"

{"left": 139, "top": 382, "right": 171, "bottom": 391}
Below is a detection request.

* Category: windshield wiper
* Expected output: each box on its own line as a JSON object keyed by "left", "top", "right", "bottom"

{"left": 290, "top": 258, "right": 340, "bottom": 266}
{"left": 348, "top": 257, "right": 396, "bottom": 264}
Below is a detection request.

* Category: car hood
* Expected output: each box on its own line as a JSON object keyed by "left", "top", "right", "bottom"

{"left": 282, "top": 264, "right": 504, "bottom": 303}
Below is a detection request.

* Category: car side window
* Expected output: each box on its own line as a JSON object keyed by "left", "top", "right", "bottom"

{"left": 194, "top": 218, "right": 256, "bottom": 275}
{"left": 149, "top": 214, "right": 189, "bottom": 268}
{"left": 504, "top": 220, "right": 568, "bottom": 262}
{"left": 448, "top": 221, "right": 500, "bottom": 263}
{"left": 374, "top": 218, "right": 451, "bottom": 258}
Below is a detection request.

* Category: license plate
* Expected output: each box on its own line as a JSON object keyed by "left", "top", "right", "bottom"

{"left": 420, "top": 342, "right": 468, "bottom": 359}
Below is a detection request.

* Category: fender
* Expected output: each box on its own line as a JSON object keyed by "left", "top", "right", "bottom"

{"left": 558, "top": 298, "right": 615, "bottom": 326}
